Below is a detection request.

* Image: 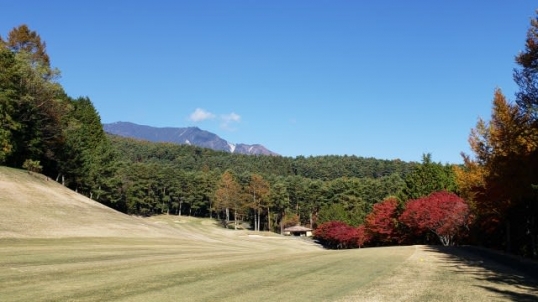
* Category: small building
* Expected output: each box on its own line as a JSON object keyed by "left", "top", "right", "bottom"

{"left": 283, "top": 225, "right": 313, "bottom": 237}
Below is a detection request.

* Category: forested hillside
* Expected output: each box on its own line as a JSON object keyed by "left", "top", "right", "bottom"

{"left": 106, "top": 134, "right": 428, "bottom": 230}
{"left": 1, "top": 15, "right": 537, "bottom": 259}
{"left": 109, "top": 134, "right": 415, "bottom": 179}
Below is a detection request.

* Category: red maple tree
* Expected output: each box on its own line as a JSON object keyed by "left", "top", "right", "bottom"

{"left": 400, "top": 191, "right": 471, "bottom": 246}
{"left": 356, "top": 225, "right": 369, "bottom": 248}
{"left": 364, "top": 198, "right": 400, "bottom": 245}
{"left": 314, "top": 221, "right": 367, "bottom": 249}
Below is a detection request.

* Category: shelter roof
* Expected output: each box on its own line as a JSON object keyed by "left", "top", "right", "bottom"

{"left": 284, "top": 225, "right": 312, "bottom": 232}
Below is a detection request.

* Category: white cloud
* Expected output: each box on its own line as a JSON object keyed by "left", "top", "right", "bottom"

{"left": 221, "top": 112, "right": 241, "bottom": 123}
{"left": 188, "top": 108, "right": 241, "bottom": 131}
{"left": 220, "top": 112, "right": 241, "bottom": 130}
{"left": 189, "top": 108, "right": 215, "bottom": 122}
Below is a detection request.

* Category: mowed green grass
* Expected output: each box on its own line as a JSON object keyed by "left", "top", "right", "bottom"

{"left": 0, "top": 233, "right": 414, "bottom": 302}
{"left": 1, "top": 166, "right": 537, "bottom": 301}
{"left": 2, "top": 218, "right": 538, "bottom": 302}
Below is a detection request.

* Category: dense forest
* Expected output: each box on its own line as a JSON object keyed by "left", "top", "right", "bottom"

{"left": 97, "top": 135, "right": 427, "bottom": 230}
{"left": 1, "top": 14, "right": 537, "bottom": 258}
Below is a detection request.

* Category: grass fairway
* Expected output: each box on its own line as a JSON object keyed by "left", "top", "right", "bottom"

{"left": 2, "top": 220, "right": 537, "bottom": 302}
{"left": 1, "top": 166, "right": 537, "bottom": 301}
{"left": 0, "top": 234, "right": 412, "bottom": 302}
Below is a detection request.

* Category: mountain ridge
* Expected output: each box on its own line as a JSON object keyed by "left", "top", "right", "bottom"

{"left": 103, "top": 121, "right": 279, "bottom": 156}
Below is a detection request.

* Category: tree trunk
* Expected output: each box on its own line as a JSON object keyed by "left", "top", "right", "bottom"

{"left": 96, "top": 186, "right": 101, "bottom": 201}
{"left": 234, "top": 208, "right": 237, "bottom": 230}
{"left": 254, "top": 211, "right": 258, "bottom": 231}
{"left": 225, "top": 207, "right": 230, "bottom": 228}
{"left": 162, "top": 187, "right": 166, "bottom": 214}
{"left": 257, "top": 208, "right": 261, "bottom": 232}
{"left": 267, "top": 208, "right": 271, "bottom": 232}
{"left": 280, "top": 212, "right": 285, "bottom": 234}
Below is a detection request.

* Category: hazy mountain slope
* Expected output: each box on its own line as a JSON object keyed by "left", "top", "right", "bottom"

{"left": 103, "top": 121, "right": 278, "bottom": 155}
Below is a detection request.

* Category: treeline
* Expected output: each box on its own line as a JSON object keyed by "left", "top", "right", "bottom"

{"left": 109, "top": 135, "right": 415, "bottom": 180}
{"left": 106, "top": 135, "right": 434, "bottom": 231}
{"left": 2, "top": 15, "right": 538, "bottom": 259}
{"left": 107, "top": 135, "right": 458, "bottom": 233}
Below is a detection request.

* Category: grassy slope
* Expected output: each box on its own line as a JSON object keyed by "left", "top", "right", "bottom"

{"left": 0, "top": 166, "right": 537, "bottom": 301}
{"left": 0, "top": 166, "right": 191, "bottom": 239}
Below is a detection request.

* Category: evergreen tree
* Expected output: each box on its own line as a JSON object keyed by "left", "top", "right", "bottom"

{"left": 2, "top": 25, "right": 68, "bottom": 174}
{"left": 0, "top": 46, "right": 20, "bottom": 163}
{"left": 400, "top": 153, "right": 458, "bottom": 200}
{"left": 514, "top": 13, "right": 538, "bottom": 119}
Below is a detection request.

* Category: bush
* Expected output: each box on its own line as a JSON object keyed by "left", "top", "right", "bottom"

{"left": 314, "top": 221, "right": 366, "bottom": 249}
{"left": 22, "top": 159, "right": 42, "bottom": 173}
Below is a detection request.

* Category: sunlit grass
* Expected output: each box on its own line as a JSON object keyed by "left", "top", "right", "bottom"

{"left": 1, "top": 166, "right": 537, "bottom": 301}
{"left": 0, "top": 235, "right": 415, "bottom": 302}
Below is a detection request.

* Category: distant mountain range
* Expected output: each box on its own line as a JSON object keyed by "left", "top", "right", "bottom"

{"left": 103, "top": 122, "right": 279, "bottom": 156}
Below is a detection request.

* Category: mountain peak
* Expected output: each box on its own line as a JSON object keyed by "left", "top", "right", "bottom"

{"left": 103, "top": 122, "right": 279, "bottom": 156}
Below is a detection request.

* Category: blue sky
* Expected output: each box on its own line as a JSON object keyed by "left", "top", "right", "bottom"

{"left": 2, "top": 1, "right": 536, "bottom": 163}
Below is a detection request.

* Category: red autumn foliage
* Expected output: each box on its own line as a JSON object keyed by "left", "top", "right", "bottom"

{"left": 364, "top": 198, "right": 400, "bottom": 245}
{"left": 314, "top": 221, "right": 367, "bottom": 249}
{"left": 356, "top": 225, "right": 370, "bottom": 247}
{"left": 399, "top": 191, "right": 471, "bottom": 246}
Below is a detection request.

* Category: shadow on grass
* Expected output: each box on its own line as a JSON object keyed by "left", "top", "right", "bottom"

{"left": 425, "top": 245, "right": 538, "bottom": 301}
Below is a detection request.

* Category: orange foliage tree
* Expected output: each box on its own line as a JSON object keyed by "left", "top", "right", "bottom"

{"left": 457, "top": 87, "right": 538, "bottom": 254}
